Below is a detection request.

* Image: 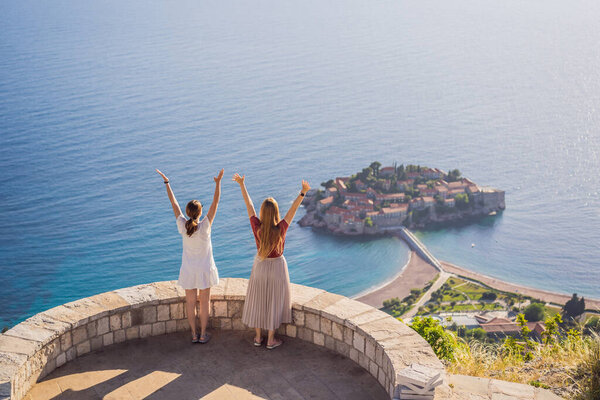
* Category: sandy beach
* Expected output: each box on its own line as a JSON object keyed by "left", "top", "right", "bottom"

{"left": 442, "top": 261, "right": 600, "bottom": 311}
{"left": 355, "top": 252, "right": 600, "bottom": 312}
{"left": 355, "top": 251, "right": 438, "bottom": 308}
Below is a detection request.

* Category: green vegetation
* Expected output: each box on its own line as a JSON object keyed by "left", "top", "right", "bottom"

{"left": 563, "top": 293, "right": 586, "bottom": 321}
{"left": 523, "top": 303, "right": 546, "bottom": 322}
{"left": 410, "top": 316, "right": 459, "bottom": 361}
{"left": 382, "top": 277, "right": 437, "bottom": 317}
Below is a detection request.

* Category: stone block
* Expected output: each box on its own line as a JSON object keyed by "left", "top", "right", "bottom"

{"left": 490, "top": 378, "right": 535, "bottom": 399}
{"left": 109, "top": 314, "right": 121, "bottom": 331}
{"left": 65, "top": 347, "right": 76, "bottom": 362}
{"left": 349, "top": 348, "right": 359, "bottom": 363}
{"left": 97, "top": 317, "right": 109, "bottom": 336}
{"left": 87, "top": 292, "right": 130, "bottom": 315}
{"left": 321, "top": 297, "right": 374, "bottom": 326}
{"left": 170, "top": 303, "right": 184, "bottom": 320}
{"left": 365, "top": 339, "right": 376, "bottom": 361}
{"left": 71, "top": 326, "right": 87, "bottom": 346}
{"left": 34, "top": 304, "right": 89, "bottom": 329}
{"left": 151, "top": 281, "right": 183, "bottom": 304}
{"left": 335, "top": 340, "right": 350, "bottom": 357}
{"left": 331, "top": 322, "right": 343, "bottom": 341}
{"left": 321, "top": 317, "right": 332, "bottom": 336}
{"left": 227, "top": 301, "right": 243, "bottom": 318}
{"left": 345, "top": 309, "right": 389, "bottom": 331}
{"left": 213, "top": 301, "right": 227, "bottom": 317}
{"left": 353, "top": 332, "right": 365, "bottom": 353}
{"left": 302, "top": 292, "right": 345, "bottom": 315}
{"left": 86, "top": 321, "right": 97, "bottom": 339}
{"left": 343, "top": 326, "right": 353, "bottom": 346}
{"left": 286, "top": 324, "right": 297, "bottom": 338}
{"left": 157, "top": 305, "right": 170, "bottom": 321}
{"left": 324, "top": 335, "right": 336, "bottom": 351}
{"left": 114, "top": 283, "right": 160, "bottom": 308}
{"left": 166, "top": 320, "right": 177, "bottom": 334}
{"left": 59, "top": 332, "right": 72, "bottom": 351}
{"left": 220, "top": 318, "right": 233, "bottom": 330}
{"left": 176, "top": 319, "right": 190, "bottom": 332}
{"left": 114, "top": 329, "right": 126, "bottom": 344}
{"left": 122, "top": 311, "right": 133, "bottom": 328}
{"left": 103, "top": 333, "right": 114, "bottom": 347}
{"left": 313, "top": 332, "right": 325, "bottom": 346}
{"left": 125, "top": 327, "right": 139, "bottom": 340}
{"left": 140, "top": 324, "right": 152, "bottom": 338}
{"left": 55, "top": 352, "right": 66, "bottom": 368}
{"left": 76, "top": 340, "right": 91, "bottom": 357}
{"left": 305, "top": 312, "right": 320, "bottom": 331}
{"left": 142, "top": 307, "right": 157, "bottom": 324}
{"left": 232, "top": 318, "right": 246, "bottom": 331}
{"left": 208, "top": 279, "right": 226, "bottom": 300}
{"left": 152, "top": 322, "right": 166, "bottom": 336}
{"left": 223, "top": 278, "right": 248, "bottom": 300}
{"left": 378, "top": 367, "right": 386, "bottom": 388}
{"left": 369, "top": 360, "right": 379, "bottom": 378}
{"left": 297, "top": 327, "right": 313, "bottom": 342}
{"left": 292, "top": 309, "right": 305, "bottom": 326}
{"left": 289, "top": 283, "right": 325, "bottom": 309}
{"left": 91, "top": 336, "right": 103, "bottom": 351}
{"left": 375, "top": 345, "right": 383, "bottom": 367}
{"left": 62, "top": 297, "right": 110, "bottom": 323}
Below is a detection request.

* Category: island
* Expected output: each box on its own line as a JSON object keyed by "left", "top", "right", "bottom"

{"left": 299, "top": 162, "right": 505, "bottom": 234}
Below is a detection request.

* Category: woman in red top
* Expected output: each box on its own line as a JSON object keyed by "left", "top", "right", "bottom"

{"left": 233, "top": 173, "right": 310, "bottom": 349}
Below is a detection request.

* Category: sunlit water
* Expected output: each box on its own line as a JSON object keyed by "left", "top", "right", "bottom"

{"left": 1, "top": 0, "right": 599, "bottom": 328}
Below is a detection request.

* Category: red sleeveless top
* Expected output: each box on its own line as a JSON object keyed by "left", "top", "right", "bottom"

{"left": 250, "top": 216, "right": 289, "bottom": 258}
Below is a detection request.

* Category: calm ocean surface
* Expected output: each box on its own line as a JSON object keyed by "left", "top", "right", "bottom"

{"left": 1, "top": 0, "right": 599, "bottom": 328}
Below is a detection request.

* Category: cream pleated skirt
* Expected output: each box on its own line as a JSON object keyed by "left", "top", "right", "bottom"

{"left": 242, "top": 255, "right": 292, "bottom": 331}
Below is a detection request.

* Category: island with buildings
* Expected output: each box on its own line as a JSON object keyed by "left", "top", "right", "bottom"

{"left": 299, "top": 162, "right": 505, "bottom": 235}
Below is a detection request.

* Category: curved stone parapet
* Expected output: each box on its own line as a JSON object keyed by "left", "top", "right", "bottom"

{"left": 0, "top": 278, "right": 443, "bottom": 399}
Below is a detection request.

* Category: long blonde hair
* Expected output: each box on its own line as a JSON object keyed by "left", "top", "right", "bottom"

{"left": 257, "top": 198, "right": 283, "bottom": 259}
{"left": 185, "top": 200, "right": 202, "bottom": 237}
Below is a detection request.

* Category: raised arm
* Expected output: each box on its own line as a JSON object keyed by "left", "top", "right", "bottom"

{"left": 206, "top": 169, "right": 224, "bottom": 224}
{"left": 156, "top": 169, "right": 182, "bottom": 218}
{"left": 233, "top": 173, "right": 256, "bottom": 218}
{"left": 284, "top": 180, "right": 311, "bottom": 225}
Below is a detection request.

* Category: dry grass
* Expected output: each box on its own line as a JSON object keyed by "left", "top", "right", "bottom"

{"left": 447, "top": 333, "right": 600, "bottom": 399}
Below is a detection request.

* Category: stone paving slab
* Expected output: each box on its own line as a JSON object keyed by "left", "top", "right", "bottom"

{"left": 24, "top": 330, "right": 389, "bottom": 400}
{"left": 442, "top": 375, "right": 564, "bottom": 400}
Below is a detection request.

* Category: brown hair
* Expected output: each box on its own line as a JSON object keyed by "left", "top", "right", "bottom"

{"left": 257, "top": 197, "right": 283, "bottom": 259}
{"left": 185, "top": 200, "right": 202, "bottom": 237}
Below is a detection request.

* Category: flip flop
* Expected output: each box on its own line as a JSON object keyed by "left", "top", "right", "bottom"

{"left": 253, "top": 337, "right": 264, "bottom": 347}
{"left": 191, "top": 334, "right": 200, "bottom": 344}
{"left": 266, "top": 339, "right": 283, "bottom": 350}
{"left": 198, "top": 332, "right": 212, "bottom": 344}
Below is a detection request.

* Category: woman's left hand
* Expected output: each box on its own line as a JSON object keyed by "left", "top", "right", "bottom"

{"left": 214, "top": 168, "right": 224, "bottom": 183}
{"left": 301, "top": 180, "right": 311, "bottom": 194}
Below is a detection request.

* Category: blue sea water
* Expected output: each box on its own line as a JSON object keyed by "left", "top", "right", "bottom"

{"left": 1, "top": 0, "right": 600, "bottom": 328}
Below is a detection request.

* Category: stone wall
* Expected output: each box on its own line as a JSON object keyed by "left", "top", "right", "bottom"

{"left": 0, "top": 278, "right": 443, "bottom": 400}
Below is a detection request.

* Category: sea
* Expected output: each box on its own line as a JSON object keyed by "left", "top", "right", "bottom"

{"left": 1, "top": 0, "right": 599, "bottom": 329}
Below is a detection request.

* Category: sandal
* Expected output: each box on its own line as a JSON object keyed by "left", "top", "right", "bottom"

{"left": 266, "top": 339, "right": 283, "bottom": 350}
{"left": 191, "top": 334, "right": 200, "bottom": 344}
{"left": 198, "top": 332, "right": 212, "bottom": 344}
{"left": 253, "top": 337, "right": 264, "bottom": 347}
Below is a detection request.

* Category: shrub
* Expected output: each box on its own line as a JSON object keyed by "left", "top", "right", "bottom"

{"left": 410, "top": 316, "right": 460, "bottom": 361}
{"left": 524, "top": 303, "right": 545, "bottom": 322}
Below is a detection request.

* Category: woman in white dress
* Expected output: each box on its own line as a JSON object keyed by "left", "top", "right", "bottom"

{"left": 156, "top": 168, "right": 223, "bottom": 344}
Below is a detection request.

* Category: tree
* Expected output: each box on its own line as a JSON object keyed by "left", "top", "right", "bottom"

{"left": 364, "top": 217, "right": 373, "bottom": 228}
{"left": 563, "top": 293, "right": 586, "bottom": 320}
{"left": 447, "top": 169, "right": 462, "bottom": 182}
{"left": 524, "top": 303, "right": 545, "bottom": 322}
{"left": 455, "top": 193, "right": 469, "bottom": 209}
{"left": 481, "top": 292, "right": 497, "bottom": 301}
{"left": 410, "top": 316, "right": 459, "bottom": 361}
{"left": 369, "top": 161, "right": 381, "bottom": 176}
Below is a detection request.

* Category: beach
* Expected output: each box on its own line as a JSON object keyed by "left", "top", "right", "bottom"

{"left": 356, "top": 253, "right": 600, "bottom": 312}
{"left": 355, "top": 251, "right": 438, "bottom": 308}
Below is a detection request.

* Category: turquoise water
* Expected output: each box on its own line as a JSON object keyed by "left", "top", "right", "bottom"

{"left": 1, "top": 0, "right": 600, "bottom": 328}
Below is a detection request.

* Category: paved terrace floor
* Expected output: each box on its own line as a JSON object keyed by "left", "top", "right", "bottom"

{"left": 24, "top": 330, "right": 388, "bottom": 400}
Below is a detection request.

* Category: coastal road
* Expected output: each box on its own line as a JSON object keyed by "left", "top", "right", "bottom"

{"left": 404, "top": 271, "right": 452, "bottom": 318}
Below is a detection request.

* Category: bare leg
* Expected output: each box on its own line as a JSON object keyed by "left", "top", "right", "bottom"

{"left": 254, "top": 328, "right": 262, "bottom": 343}
{"left": 198, "top": 288, "right": 210, "bottom": 338}
{"left": 185, "top": 289, "right": 198, "bottom": 338}
{"left": 267, "top": 329, "right": 281, "bottom": 346}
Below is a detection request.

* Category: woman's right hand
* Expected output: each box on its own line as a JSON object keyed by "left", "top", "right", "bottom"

{"left": 301, "top": 180, "right": 311, "bottom": 194}
{"left": 156, "top": 169, "right": 168, "bottom": 182}
{"left": 232, "top": 173, "right": 245, "bottom": 185}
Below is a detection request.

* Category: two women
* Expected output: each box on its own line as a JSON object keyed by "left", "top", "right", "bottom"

{"left": 158, "top": 168, "right": 310, "bottom": 349}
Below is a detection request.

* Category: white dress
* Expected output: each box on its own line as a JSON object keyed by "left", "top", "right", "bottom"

{"left": 176, "top": 215, "right": 219, "bottom": 290}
